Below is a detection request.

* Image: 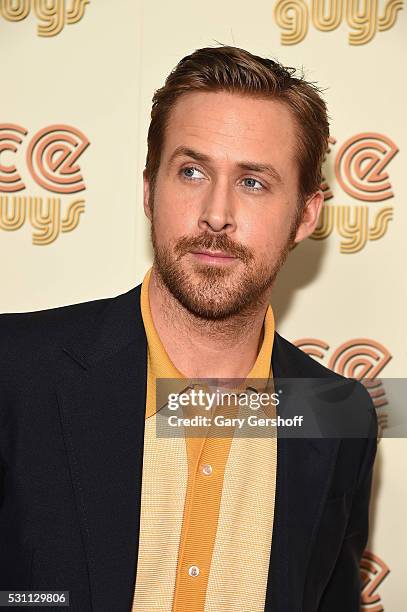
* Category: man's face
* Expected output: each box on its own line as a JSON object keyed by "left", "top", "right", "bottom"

{"left": 144, "top": 90, "right": 322, "bottom": 320}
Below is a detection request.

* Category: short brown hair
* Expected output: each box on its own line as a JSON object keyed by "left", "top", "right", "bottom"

{"left": 145, "top": 45, "right": 330, "bottom": 204}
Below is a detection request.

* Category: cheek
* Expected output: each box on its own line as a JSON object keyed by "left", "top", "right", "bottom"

{"left": 153, "top": 193, "right": 195, "bottom": 243}
{"left": 241, "top": 212, "right": 291, "bottom": 256}
{"left": 154, "top": 171, "right": 203, "bottom": 224}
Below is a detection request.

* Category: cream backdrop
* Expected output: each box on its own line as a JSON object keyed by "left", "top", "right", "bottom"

{"left": 1, "top": 0, "right": 406, "bottom": 608}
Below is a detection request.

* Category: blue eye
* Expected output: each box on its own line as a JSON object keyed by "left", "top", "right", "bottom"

{"left": 181, "top": 166, "right": 204, "bottom": 180}
{"left": 242, "top": 177, "right": 263, "bottom": 190}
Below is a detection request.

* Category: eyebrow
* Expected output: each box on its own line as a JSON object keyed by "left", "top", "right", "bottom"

{"left": 168, "top": 145, "right": 283, "bottom": 184}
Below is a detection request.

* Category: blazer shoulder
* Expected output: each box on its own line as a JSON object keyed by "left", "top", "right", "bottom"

{"left": 274, "top": 331, "right": 344, "bottom": 380}
{"left": 274, "top": 331, "right": 377, "bottom": 424}
{"left": 0, "top": 286, "right": 135, "bottom": 376}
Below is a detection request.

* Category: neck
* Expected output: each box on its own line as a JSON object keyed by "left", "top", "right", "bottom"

{"left": 148, "top": 266, "right": 271, "bottom": 379}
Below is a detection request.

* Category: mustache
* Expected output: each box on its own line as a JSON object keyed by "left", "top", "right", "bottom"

{"left": 173, "top": 232, "right": 254, "bottom": 264}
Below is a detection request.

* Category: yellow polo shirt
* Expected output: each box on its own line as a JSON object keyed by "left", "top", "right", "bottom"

{"left": 132, "top": 267, "right": 277, "bottom": 611}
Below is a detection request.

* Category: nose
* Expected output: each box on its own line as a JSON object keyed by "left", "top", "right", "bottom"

{"left": 197, "top": 177, "right": 237, "bottom": 234}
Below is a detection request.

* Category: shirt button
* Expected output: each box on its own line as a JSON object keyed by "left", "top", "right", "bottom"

{"left": 188, "top": 565, "right": 200, "bottom": 577}
{"left": 201, "top": 463, "right": 213, "bottom": 476}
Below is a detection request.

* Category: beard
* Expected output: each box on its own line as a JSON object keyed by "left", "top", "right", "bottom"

{"left": 150, "top": 214, "right": 298, "bottom": 321}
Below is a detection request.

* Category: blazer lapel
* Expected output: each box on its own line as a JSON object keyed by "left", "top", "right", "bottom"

{"left": 265, "top": 333, "right": 341, "bottom": 612}
{"left": 56, "top": 285, "right": 148, "bottom": 612}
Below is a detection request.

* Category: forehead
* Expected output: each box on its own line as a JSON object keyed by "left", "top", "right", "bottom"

{"left": 161, "top": 90, "right": 298, "bottom": 168}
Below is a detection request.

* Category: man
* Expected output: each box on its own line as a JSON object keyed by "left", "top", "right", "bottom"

{"left": 0, "top": 46, "right": 377, "bottom": 611}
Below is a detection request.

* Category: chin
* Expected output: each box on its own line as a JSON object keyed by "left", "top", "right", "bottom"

{"left": 180, "top": 299, "right": 245, "bottom": 321}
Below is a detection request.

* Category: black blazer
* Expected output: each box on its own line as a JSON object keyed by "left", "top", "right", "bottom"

{"left": 0, "top": 283, "right": 377, "bottom": 612}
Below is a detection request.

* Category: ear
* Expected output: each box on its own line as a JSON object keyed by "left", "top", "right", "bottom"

{"left": 143, "top": 169, "right": 152, "bottom": 222}
{"left": 292, "top": 190, "right": 324, "bottom": 244}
